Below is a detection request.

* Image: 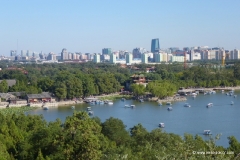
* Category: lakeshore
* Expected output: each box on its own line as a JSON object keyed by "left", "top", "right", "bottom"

{"left": 1, "top": 86, "right": 239, "bottom": 109}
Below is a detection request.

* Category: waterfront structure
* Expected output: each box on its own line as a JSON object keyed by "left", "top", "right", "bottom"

{"left": 61, "top": 48, "right": 68, "bottom": 60}
{"left": 102, "top": 48, "right": 112, "bottom": 55}
{"left": 110, "top": 54, "right": 116, "bottom": 64}
{"left": 151, "top": 39, "right": 160, "bottom": 53}
{"left": 126, "top": 53, "right": 133, "bottom": 64}
{"left": 141, "top": 53, "right": 148, "bottom": 64}
{"left": 93, "top": 54, "right": 100, "bottom": 63}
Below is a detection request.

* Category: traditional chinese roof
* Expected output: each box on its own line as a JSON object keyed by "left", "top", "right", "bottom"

{"left": 27, "top": 92, "right": 52, "bottom": 99}
{"left": 0, "top": 79, "right": 16, "bottom": 87}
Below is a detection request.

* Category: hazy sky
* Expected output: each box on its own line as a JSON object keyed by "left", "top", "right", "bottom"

{"left": 1, "top": 0, "right": 240, "bottom": 55}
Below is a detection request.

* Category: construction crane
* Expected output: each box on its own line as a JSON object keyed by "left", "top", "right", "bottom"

{"left": 222, "top": 54, "right": 225, "bottom": 67}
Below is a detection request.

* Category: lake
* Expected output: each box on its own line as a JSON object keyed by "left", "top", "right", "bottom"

{"left": 27, "top": 90, "right": 240, "bottom": 148}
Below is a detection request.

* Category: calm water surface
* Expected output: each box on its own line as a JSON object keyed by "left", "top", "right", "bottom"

{"left": 28, "top": 91, "right": 240, "bottom": 148}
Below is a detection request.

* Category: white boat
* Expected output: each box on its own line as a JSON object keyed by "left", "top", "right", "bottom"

{"left": 108, "top": 101, "right": 114, "bottom": 105}
{"left": 206, "top": 103, "right": 213, "bottom": 107}
{"left": 234, "top": 95, "right": 237, "bottom": 98}
{"left": 159, "top": 123, "right": 165, "bottom": 128}
{"left": 167, "top": 107, "right": 173, "bottom": 111}
{"left": 88, "top": 111, "right": 94, "bottom": 116}
{"left": 231, "top": 101, "right": 234, "bottom": 105}
{"left": 203, "top": 130, "right": 212, "bottom": 135}
{"left": 166, "top": 102, "right": 172, "bottom": 105}
{"left": 184, "top": 103, "right": 191, "bottom": 107}
{"left": 139, "top": 99, "right": 144, "bottom": 102}
{"left": 131, "top": 105, "right": 136, "bottom": 108}
{"left": 43, "top": 106, "right": 49, "bottom": 110}
{"left": 158, "top": 102, "right": 162, "bottom": 106}
{"left": 211, "top": 91, "right": 216, "bottom": 94}
{"left": 90, "top": 101, "right": 95, "bottom": 105}
{"left": 71, "top": 106, "right": 75, "bottom": 109}
{"left": 87, "top": 107, "right": 91, "bottom": 111}
{"left": 125, "top": 104, "right": 130, "bottom": 108}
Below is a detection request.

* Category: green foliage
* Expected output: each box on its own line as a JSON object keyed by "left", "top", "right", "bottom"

{"left": 0, "top": 110, "right": 238, "bottom": 159}
{"left": 130, "top": 84, "right": 145, "bottom": 97}
{"left": 0, "top": 80, "right": 8, "bottom": 93}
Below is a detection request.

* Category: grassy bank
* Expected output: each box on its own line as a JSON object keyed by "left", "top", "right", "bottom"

{"left": 98, "top": 94, "right": 132, "bottom": 101}
{"left": 0, "top": 106, "right": 38, "bottom": 116}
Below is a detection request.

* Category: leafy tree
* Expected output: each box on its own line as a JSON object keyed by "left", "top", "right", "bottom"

{"left": 0, "top": 80, "right": 8, "bottom": 93}
{"left": 101, "top": 117, "right": 130, "bottom": 146}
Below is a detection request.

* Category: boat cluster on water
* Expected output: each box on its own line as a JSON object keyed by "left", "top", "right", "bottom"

{"left": 88, "top": 100, "right": 113, "bottom": 105}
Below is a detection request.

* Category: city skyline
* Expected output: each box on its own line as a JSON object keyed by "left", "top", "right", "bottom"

{"left": 1, "top": 0, "right": 240, "bottom": 55}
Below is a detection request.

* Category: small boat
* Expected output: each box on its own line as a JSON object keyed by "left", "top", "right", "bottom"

{"left": 221, "top": 90, "right": 224, "bottom": 93}
{"left": 211, "top": 91, "right": 216, "bottom": 94}
{"left": 159, "top": 123, "right": 165, "bottom": 128}
{"left": 234, "top": 95, "right": 237, "bottom": 98}
{"left": 90, "top": 101, "right": 95, "bottom": 105}
{"left": 71, "top": 106, "right": 75, "bottom": 109}
{"left": 158, "top": 102, "right": 162, "bottom": 106}
{"left": 87, "top": 107, "right": 91, "bottom": 111}
{"left": 166, "top": 102, "right": 172, "bottom": 105}
{"left": 184, "top": 103, "right": 191, "bottom": 107}
{"left": 206, "top": 103, "right": 213, "bottom": 108}
{"left": 167, "top": 107, "right": 173, "bottom": 111}
{"left": 99, "top": 101, "right": 104, "bottom": 105}
{"left": 231, "top": 101, "right": 234, "bottom": 105}
{"left": 88, "top": 111, "right": 94, "bottom": 116}
{"left": 203, "top": 130, "right": 212, "bottom": 135}
{"left": 121, "top": 98, "right": 125, "bottom": 101}
{"left": 43, "top": 106, "right": 49, "bottom": 110}
{"left": 108, "top": 101, "right": 114, "bottom": 105}
{"left": 125, "top": 104, "right": 130, "bottom": 108}
{"left": 130, "top": 105, "right": 136, "bottom": 108}
{"left": 139, "top": 99, "right": 144, "bottom": 102}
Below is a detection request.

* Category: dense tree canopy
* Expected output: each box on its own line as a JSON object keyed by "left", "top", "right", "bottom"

{"left": 0, "top": 111, "right": 238, "bottom": 159}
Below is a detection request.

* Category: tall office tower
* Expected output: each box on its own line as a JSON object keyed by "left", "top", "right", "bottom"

{"left": 154, "top": 53, "right": 163, "bottom": 63}
{"left": 151, "top": 38, "right": 160, "bottom": 53}
{"left": 126, "top": 53, "right": 133, "bottom": 64}
{"left": 110, "top": 54, "right": 116, "bottom": 64}
{"left": 102, "top": 48, "right": 112, "bottom": 55}
{"left": 47, "top": 52, "right": 56, "bottom": 60}
{"left": 21, "top": 50, "right": 27, "bottom": 57}
{"left": 27, "top": 50, "right": 32, "bottom": 57}
{"left": 10, "top": 50, "right": 17, "bottom": 56}
{"left": 132, "top": 47, "right": 146, "bottom": 59}
{"left": 93, "top": 54, "right": 100, "bottom": 63}
{"left": 231, "top": 49, "right": 240, "bottom": 60}
{"left": 61, "top": 48, "right": 68, "bottom": 60}
{"left": 141, "top": 53, "right": 148, "bottom": 64}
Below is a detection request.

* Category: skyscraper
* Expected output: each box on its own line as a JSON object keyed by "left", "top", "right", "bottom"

{"left": 102, "top": 48, "right": 112, "bottom": 55}
{"left": 151, "top": 38, "right": 160, "bottom": 53}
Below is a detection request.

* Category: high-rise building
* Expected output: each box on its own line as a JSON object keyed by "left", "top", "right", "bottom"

{"left": 21, "top": 50, "right": 27, "bottom": 57}
{"left": 132, "top": 48, "right": 146, "bottom": 59}
{"left": 154, "top": 53, "right": 162, "bottom": 63}
{"left": 126, "top": 53, "right": 133, "bottom": 64}
{"left": 93, "top": 54, "right": 100, "bottom": 63}
{"left": 10, "top": 50, "right": 17, "bottom": 56}
{"left": 151, "top": 39, "right": 160, "bottom": 53}
{"left": 141, "top": 53, "right": 148, "bottom": 64}
{"left": 61, "top": 48, "right": 68, "bottom": 60}
{"left": 47, "top": 52, "right": 57, "bottom": 61}
{"left": 102, "top": 48, "right": 112, "bottom": 55}
{"left": 110, "top": 54, "right": 116, "bottom": 64}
